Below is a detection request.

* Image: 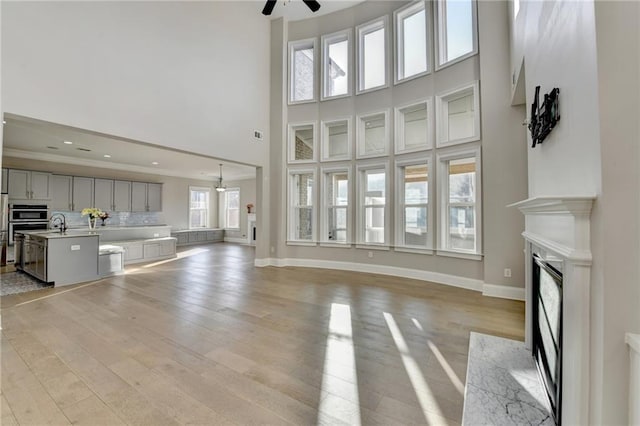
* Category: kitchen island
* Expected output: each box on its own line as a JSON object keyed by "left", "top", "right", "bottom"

{"left": 16, "top": 230, "right": 100, "bottom": 286}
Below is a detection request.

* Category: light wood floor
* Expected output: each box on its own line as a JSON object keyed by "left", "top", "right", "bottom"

{"left": 1, "top": 243, "right": 524, "bottom": 425}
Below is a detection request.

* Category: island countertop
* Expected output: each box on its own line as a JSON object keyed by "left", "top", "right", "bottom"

{"left": 19, "top": 230, "right": 101, "bottom": 240}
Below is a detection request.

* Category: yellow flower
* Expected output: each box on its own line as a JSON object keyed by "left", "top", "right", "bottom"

{"left": 81, "top": 207, "right": 103, "bottom": 219}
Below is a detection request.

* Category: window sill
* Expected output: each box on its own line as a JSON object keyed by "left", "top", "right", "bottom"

{"left": 319, "top": 242, "right": 352, "bottom": 248}
{"left": 286, "top": 241, "right": 317, "bottom": 247}
{"left": 224, "top": 228, "right": 240, "bottom": 231}
{"left": 436, "top": 249, "right": 483, "bottom": 261}
{"left": 356, "top": 83, "right": 389, "bottom": 96}
{"left": 321, "top": 92, "right": 351, "bottom": 102}
{"left": 288, "top": 98, "right": 317, "bottom": 106}
{"left": 435, "top": 50, "right": 478, "bottom": 72}
{"left": 394, "top": 246, "right": 433, "bottom": 255}
{"left": 394, "top": 69, "right": 431, "bottom": 85}
{"left": 356, "top": 244, "right": 390, "bottom": 251}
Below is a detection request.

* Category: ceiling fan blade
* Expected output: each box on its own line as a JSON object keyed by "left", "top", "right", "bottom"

{"left": 262, "top": 0, "right": 277, "bottom": 15}
{"left": 302, "top": 0, "right": 321, "bottom": 12}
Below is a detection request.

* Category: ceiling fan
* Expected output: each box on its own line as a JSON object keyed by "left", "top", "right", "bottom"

{"left": 262, "top": 0, "right": 321, "bottom": 16}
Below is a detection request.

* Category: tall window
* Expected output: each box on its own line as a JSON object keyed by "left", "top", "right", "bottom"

{"left": 223, "top": 188, "right": 240, "bottom": 229}
{"left": 395, "top": 1, "right": 429, "bottom": 83}
{"left": 438, "top": 146, "right": 481, "bottom": 256}
{"left": 357, "top": 17, "right": 388, "bottom": 93}
{"left": 436, "top": 0, "right": 477, "bottom": 68}
{"left": 288, "top": 169, "right": 316, "bottom": 243}
{"left": 357, "top": 163, "right": 388, "bottom": 246}
{"left": 289, "top": 38, "right": 316, "bottom": 103}
{"left": 322, "top": 167, "right": 350, "bottom": 244}
{"left": 322, "top": 30, "right": 351, "bottom": 100}
{"left": 189, "top": 187, "right": 210, "bottom": 229}
{"left": 396, "top": 158, "right": 431, "bottom": 250}
{"left": 436, "top": 81, "right": 480, "bottom": 147}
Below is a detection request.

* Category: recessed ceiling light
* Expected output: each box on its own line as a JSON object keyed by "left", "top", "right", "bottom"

{"left": 151, "top": 161, "right": 159, "bottom": 165}
{"left": 63, "top": 141, "right": 73, "bottom": 145}
{"left": 104, "top": 154, "right": 111, "bottom": 158}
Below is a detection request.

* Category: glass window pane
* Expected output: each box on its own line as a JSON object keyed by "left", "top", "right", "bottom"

{"left": 402, "top": 103, "right": 428, "bottom": 149}
{"left": 294, "top": 126, "right": 314, "bottom": 161}
{"left": 404, "top": 206, "right": 427, "bottom": 245}
{"left": 328, "top": 173, "right": 349, "bottom": 206}
{"left": 327, "top": 39, "right": 348, "bottom": 97}
{"left": 448, "top": 206, "right": 475, "bottom": 250}
{"left": 365, "top": 171, "right": 385, "bottom": 204}
{"left": 227, "top": 191, "right": 239, "bottom": 209}
{"left": 296, "top": 208, "right": 313, "bottom": 240}
{"left": 363, "top": 113, "right": 386, "bottom": 154}
{"left": 294, "top": 173, "right": 314, "bottom": 207}
{"left": 443, "top": 0, "right": 474, "bottom": 62}
{"left": 327, "top": 122, "right": 349, "bottom": 158}
{"left": 293, "top": 46, "right": 314, "bottom": 101}
{"left": 404, "top": 164, "right": 428, "bottom": 204}
{"left": 365, "top": 206, "right": 385, "bottom": 243}
{"left": 363, "top": 27, "right": 385, "bottom": 89}
{"left": 403, "top": 9, "right": 427, "bottom": 78}
{"left": 448, "top": 93, "right": 474, "bottom": 140}
{"left": 227, "top": 209, "right": 239, "bottom": 228}
{"left": 328, "top": 207, "right": 347, "bottom": 242}
{"left": 449, "top": 158, "right": 476, "bottom": 203}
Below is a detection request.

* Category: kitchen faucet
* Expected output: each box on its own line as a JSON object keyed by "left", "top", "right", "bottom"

{"left": 49, "top": 213, "right": 68, "bottom": 233}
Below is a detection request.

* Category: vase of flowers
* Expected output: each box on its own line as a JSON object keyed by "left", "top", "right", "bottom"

{"left": 81, "top": 207, "right": 103, "bottom": 230}
{"left": 99, "top": 211, "right": 110, "bottom": 226}
{"left": 247, "top": 203, "right": 254, "bottom": 214}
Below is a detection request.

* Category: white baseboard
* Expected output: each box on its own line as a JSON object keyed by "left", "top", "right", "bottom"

{"left": 224, "top": 237, "right": 248, "bottom": 244}
{"left": 482, "top": 283, "right": 525, "bottom": 301}
{"left": 253, "top": 257, "right": 525, "bottom": 301}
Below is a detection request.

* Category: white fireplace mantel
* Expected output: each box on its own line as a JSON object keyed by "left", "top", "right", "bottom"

{"left": 510, "top": 195, "right": 596, "bottom": 426}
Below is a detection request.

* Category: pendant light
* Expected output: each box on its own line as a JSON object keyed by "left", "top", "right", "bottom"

{"left": 215, "top": 163, "right": 227, "bottom": 192}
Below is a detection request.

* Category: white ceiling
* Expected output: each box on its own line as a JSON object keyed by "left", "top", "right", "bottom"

{"left": 267, "top": 0, "right": 365, "bottom": 21}
{"left": 2, "top": 115, "right": 256, "bottom": 181}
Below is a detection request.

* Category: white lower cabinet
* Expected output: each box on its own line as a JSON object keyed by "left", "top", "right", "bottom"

{"left": 115, "top": 237, "right": 177, "bottom": 265}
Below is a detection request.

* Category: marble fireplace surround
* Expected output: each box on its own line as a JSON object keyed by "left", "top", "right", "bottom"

{"left": 510, "top": 196, "right": 595, "bottom": 425}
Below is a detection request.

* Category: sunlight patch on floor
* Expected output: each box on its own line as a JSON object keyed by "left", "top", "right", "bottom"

{"left": 318, "top": 303, "right": 361, "bottom": 425}
{"left": 384, "top": 312, "right": 445, "bottom": 424}
{"left": 428, "top": 340, "right": 465, "bottom": 395}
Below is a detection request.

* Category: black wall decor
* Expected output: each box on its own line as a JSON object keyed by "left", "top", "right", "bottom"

{"left": 528, "top": 86, "right": 560, "bottom": 148}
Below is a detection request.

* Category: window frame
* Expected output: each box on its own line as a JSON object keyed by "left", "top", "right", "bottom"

{"left": 434, "top": 0, "right": 479, "bottom": 70}
{"left": 435, "top": 81, "right": 480, "bottom": 147}
{"left": 356, "top": 109, "right": 390, "bottom": 159}
{"left": 320, "top": 165, "right": 352, "bottom": 247}
{"left": 222, "top": 188, "right": 241, "bottom": 230}
{"left": 395, "top": 155, "right": 433, "bottom": 253}
{"left": 394, "top": 1, "right": 431, "bottom": 85}
{"left": 356, "top": 161, "right": 390, "bottom": 249}
{"left": 394, "top": 98, "right": 433, "bottom": 154}
{"left": 436, "top": 144, "right": 482, "bottom": 259}
{"left": 188, "top": 186, "right": 211, "bottom": 229}
{"left": 287, "top": 167, "right": 318, "bottom": 246}
{"left": 288, "top": 37, "right": 318, "bottom": 105}
{"left": 321, "top": 117, "right": 352, "bottom": 162}
{"left": 356, "top": 15, "right": 389, "bottom": 95}
{"left": 288, "top": 121, "right": 318, "bottom": 164}
{"left": 321, "top": 29, "right": 352, "bottom": 101}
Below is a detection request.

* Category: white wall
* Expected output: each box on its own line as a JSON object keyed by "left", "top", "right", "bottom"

{"left": 511, "top": 0, "right": 639, "bottom": 423}
{"left": 2, "top": 156, "right": 220, "bottom": 230}
{"left": 1, "top": 1, "right": 271, "bottom": 168}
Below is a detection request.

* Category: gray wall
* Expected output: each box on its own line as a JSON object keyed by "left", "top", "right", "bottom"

{"left": 269, "top": 1, "right": 527, "bottom": 286}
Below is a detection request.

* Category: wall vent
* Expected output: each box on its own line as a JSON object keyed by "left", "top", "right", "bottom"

{"left": 253, "top": 130, "right": 264, "bottom": 141}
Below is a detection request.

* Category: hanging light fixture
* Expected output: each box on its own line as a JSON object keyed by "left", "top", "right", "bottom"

{"left": 215, "top": 163, "right": 227, "bottom": 192}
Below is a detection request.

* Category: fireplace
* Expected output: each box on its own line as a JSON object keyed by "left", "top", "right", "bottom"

{"left": 510, "top": 196, "right": 595, "bottom": 425}
{"left": 532, "top": 253, "right": 563, "bottom": 424}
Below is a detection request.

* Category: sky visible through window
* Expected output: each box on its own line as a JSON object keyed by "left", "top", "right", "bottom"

{"left": 403, "top": 9, "right": 427, "bottom": 78}
{"left": 444, "top": 0, "right": 473, "bottom": 62}
{"left": 363, "top": 28, "right": 385, "bottom": 89}
{"left": 328, "top": 40, "right": 348, "bottom": 96}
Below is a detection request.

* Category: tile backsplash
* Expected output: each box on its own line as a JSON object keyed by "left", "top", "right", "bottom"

{"left": 52, "top": 211, "right": 165, "bottom": 228}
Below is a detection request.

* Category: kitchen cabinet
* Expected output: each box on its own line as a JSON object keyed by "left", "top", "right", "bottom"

{"left": 132, "top": 182, "right": 163, "bottom": 212}
{"left": 1, "top": 168, "right": 8, "bottom": 193}
{"left": 114, "top": 237, "right": 176, "bottom": 265}
{"left": 8, "top": 169, "right": 51, "bottom": 200}
{"left": 173, "top": 229, "right": 224, "bottom": 246}
{"left": 72, "top": 177, "right": 94, "bottom": 212}
{"left": 113, "top": 180, "right": 131, "bottom": 212}
{"left": 94, "top": 179, "right": 114, "bottom": 212}
{"left": 51, "top": 175, "right": 73, "bottom": 211}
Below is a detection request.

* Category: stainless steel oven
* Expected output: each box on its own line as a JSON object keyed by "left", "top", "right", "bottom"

{"left": 8, "top": 204, "right": 49, "bottom": 245}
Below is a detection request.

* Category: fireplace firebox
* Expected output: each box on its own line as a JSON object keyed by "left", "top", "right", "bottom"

{"left": 532, "top": 253, "right": 563, "bottom": 424}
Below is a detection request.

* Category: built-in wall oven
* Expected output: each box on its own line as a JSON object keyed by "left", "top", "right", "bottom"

{"left": 8, "top": 204, "right": 49, "bottom": 245}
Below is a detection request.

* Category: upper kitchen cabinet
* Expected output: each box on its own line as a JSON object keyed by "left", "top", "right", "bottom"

{"left": 94, "top": 179, "right": 114, "bottom": 212}
{"left": 8, "top": 169, "right": 51, "bottom": 200}
{"left": 147, "top": 183, "right": 162, "bottom": 212}
{"left": 2, "top": 168, "right": 8, "bottom": 194}
{"left": 113, "top": 180, "right": 131, "bottom": 212}
{"left": 51, "top": 175, "right": 73, "bottom": 211}
{"left": 72, "top": 176, "right": 94, "bottom": 211}
{"left": 132, "top": 182, "right": 163, "bottom": 212}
